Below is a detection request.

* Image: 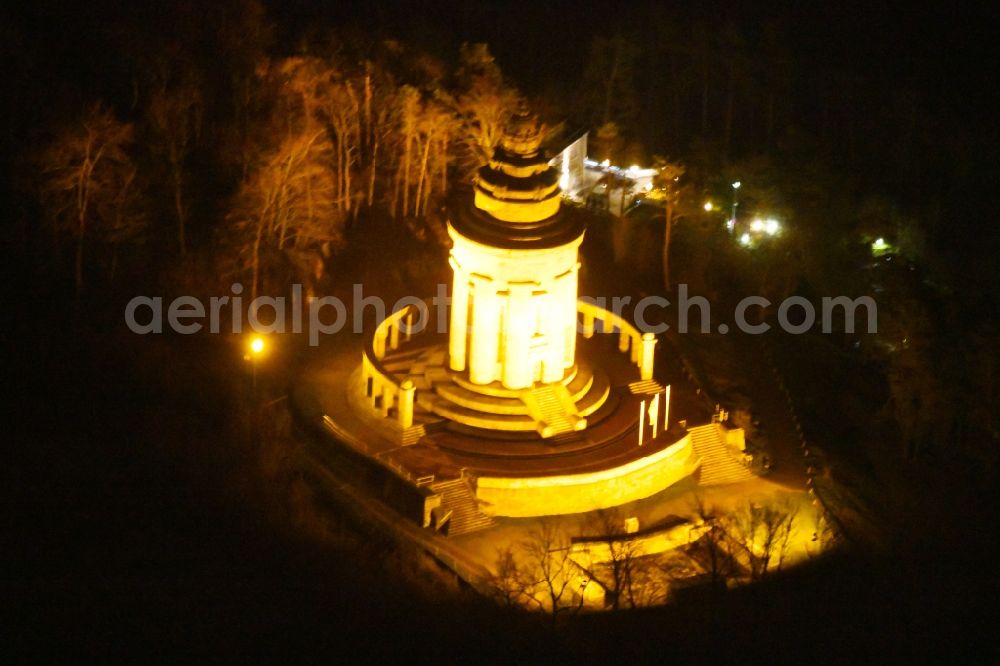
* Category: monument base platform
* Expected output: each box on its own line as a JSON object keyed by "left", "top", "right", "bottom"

{"left": 303, "top": 333, "right": 700, "bottom": 520}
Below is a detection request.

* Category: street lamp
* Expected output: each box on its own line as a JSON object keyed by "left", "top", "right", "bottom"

{"left": 730, "top": 181, "right": 741, "bottom": 234}
{"left": 704, "top": 201, "right": 714, "bottom": 212}
{"left": 248, "top": 336, "right": 265, "bottom": 391}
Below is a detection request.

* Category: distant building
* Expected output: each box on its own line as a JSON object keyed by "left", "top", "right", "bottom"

{"left": 547, "top": 128, "right": 660, "bottom": 213}
{"left": 547, "top": 128, "right": 588, "bottom": 198}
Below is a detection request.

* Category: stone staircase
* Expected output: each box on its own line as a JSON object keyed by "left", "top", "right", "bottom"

{"left": 525, "top": 384, "right": 582, "bottom": 437}
{"left": 628, "top": 379, "right": 663, "bottom": 395}
{"left": 536, "top": 386, "right": 574, "bottom": 435}
{"left": 688, "top": 424, "right": 755, "bottom": 486}
{"left": 401, "top": 424, "right": 426, "bottom": 446}
{"left": 430, "top": 478, "right": 495, "bottom": 535}
{"left": 550, "top": 431, "right": 587, "bottom": 446}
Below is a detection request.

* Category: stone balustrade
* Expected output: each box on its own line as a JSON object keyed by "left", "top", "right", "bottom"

{"left": 362, "top": 299, "right": 656, "bottom": 428}
{"left": 576, "top": 299, "right": 657, "bottom": 380}
{"left": 361, "top": 304, "right": 421, "bottom": 428}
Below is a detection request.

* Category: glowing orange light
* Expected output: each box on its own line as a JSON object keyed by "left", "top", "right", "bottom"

{"left": 250, "top": 337, "right": 265, "bottom": 354}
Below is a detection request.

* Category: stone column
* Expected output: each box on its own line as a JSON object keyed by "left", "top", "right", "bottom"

{"left": 469, "top": 279, "right": 499, "bottom": 385}
{"left": 381, "top": 384, "right": 393, "bottom": 416}
{"left": 640, "top": 332, "right": 657, "bottom": 380}
{"left": 398, "top": 379, "right": 415, "bottom": 428}
{"left": 503, "top": 282, "right": 534, "bottom": 389}
{"left": 361, "top": 355, "right": 371, "bottom": 395}
{"left": 563, "top": 266, "right": 579, "bottom": 368}
{"left": 542, "top": 285, "right": 565, "bottom": 383}
{"left": 448, "top": 267, "right": 469, "bottom": 371}
{"left": 389, "top": 318, "right": 400, "bottom": 351}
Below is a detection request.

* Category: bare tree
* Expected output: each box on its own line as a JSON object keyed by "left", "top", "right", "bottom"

{"left": 519, "top": 519, "right": 584, "bottom": 621}
{"left": 390, "top": 88, "right": 455, "bottom": 224}
{"left": 38, "top": 103, "right": 145, "bottom": 292}
{"left": 626, "top": 555, "right": 669, "bottom": 608}
{"left": 226, "top": 129, "right": 343, "bottom": 299}
{"left": 656, "top": 549, "right": 701, "bottom": 601}
{"left": 579, "top": 508, "right": 647, "bottom": 609}
{"left": 724, "top": 498, "right": 798, "bottom": 580}
{"left": 145, "top": 65, "right": 203, "bottom": 255}
{"left": 392, "top": 85, "right": 421, "bottom": 218}
{"left": 414, "top": 100, "right": 455, "bottom": 219}
{"left": 446, "top": 43, "right": 519, "bottom": 180}
{"left": 225, "top": 55, "right": 370, "bottom": 297}
{"left": 487, "top": 546, "right": 532, "bottom": 609}
{"left": 685, "top": 494, "right": 737, "bottom": 586}
{"left": 104, "top": 163, "right": 146, "bottom": 279}
{"left": 358, "top": 61, "right": 396, "bottom": 210}
{"left": 652, "top": 157, "right": 687, "bottom": 290}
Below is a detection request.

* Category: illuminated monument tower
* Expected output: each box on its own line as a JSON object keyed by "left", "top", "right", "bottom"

{"left": 448, "top": 109, "right": 581, "bottom": 392}
{"left": 440, "top": 108, "right": 604, "bottom": 437}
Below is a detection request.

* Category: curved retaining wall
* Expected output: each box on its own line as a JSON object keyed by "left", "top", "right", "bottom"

{"left": 476, "top": 434, "right": 699, "bottom": 517}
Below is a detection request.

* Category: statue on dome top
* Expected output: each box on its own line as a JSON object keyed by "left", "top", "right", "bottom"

{"left": 500, "top": 99, "right": 542, "bottom": 158}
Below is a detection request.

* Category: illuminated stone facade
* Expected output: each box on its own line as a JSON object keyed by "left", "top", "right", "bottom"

{"left": 476, "top": 434, "right": 697, "bottom": 517}
{"left": 356, "top": 108, "right": 662, "bottom": 441}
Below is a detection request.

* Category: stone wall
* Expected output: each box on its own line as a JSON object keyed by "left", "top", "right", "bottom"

{"left": 475, "top": 435, "right": 698, "bottom": 517}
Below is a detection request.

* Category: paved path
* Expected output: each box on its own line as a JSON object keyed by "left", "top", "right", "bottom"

{"left": 730, "top": 331, "right": 808, "bottom": 490}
